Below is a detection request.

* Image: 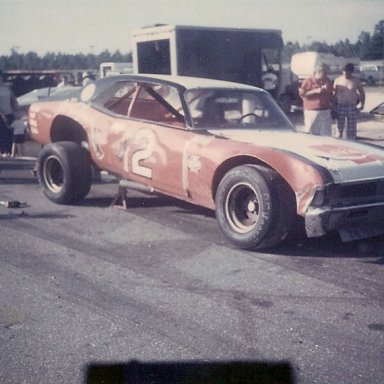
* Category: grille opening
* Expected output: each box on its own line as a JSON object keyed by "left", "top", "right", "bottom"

{"left": 328, "top": 180, "right": 384, "bottom": 201}
{"left": 346, "top": 209, "right": 369, "bottom": 219}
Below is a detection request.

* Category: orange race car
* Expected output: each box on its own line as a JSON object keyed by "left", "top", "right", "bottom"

{"left": 29, "top": 74, "right": 384, "bottom": 250}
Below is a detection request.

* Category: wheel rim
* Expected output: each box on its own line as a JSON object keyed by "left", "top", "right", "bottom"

{"left": 43, "top": 155, "right": 64, "bottom": 193}
{"left": 224, "top": 181, "right": 259, "bottom": 233}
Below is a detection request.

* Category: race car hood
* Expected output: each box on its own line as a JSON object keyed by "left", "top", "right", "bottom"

{"left": 209, "top": 129, "right": 384, "bottom": 183}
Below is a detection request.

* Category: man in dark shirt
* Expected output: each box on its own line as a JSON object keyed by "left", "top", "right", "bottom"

{"left": 0, "top": 71, "right": 18, "bottom": 156}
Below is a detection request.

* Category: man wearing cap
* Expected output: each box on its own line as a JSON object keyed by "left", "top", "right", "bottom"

{"left": 299, "top": 63, "right": 334, "bottom": 136}
{"left": 82, "top": 72, "right": 94, "bottom": 87}
{"left": 333, "top": 63, "right": 365, "bottom": 139}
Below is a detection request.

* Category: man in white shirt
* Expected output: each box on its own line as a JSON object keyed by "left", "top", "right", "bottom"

{"left": 57, "top": 75, "right": 69, "bottom": 88}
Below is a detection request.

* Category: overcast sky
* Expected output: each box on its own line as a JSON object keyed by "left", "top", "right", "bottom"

{"left": 0, "top": 0, "right": 383, "bottom": 55}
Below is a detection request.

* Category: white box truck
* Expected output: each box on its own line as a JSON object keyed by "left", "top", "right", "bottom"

{"left": 99, "top": 62, "right": 133, "bottom": 78}
{"left": 291, "top": 51, "right": 361, "bottom": 81}
{"left": 360, "top": 61, "right": 384, "bottom": 85}
{"left": 132, "top": 24, "right": 297, "bottom": 113}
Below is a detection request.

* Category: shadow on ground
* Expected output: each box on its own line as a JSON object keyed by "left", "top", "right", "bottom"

{"left": 85, "top": 360, "right": 295, "bottom": 384}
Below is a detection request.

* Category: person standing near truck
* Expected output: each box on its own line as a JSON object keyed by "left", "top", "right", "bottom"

{"left": 262, "top": 65, "right": 278, "bottom": 98}
{"left": 11, "top": 116, "right": 27, "bottom": 157}
{"left": 0, "top": 71, "right": 18, "bottom": 156}
{"left": 299, "top": 63, "right": 333, "bottom": 136}
{"left": 333, "top": 63, "right": 365, "bottom": 139}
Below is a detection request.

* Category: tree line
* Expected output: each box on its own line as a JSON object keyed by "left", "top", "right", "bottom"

{"left": 283, "top": 19, "right": 384, "bottom": 62}
{"left": 1, "top": 20, "right": 383, "bottom": 71}
{"left": 0, "top": 49, "right": 132, "bottom": 71}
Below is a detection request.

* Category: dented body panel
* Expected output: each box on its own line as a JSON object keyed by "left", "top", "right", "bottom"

{"left": 29, "top": 74, "right": 384, "bottom": 241}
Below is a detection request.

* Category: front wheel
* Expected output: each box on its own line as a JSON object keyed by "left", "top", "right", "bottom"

{"left": 37, "top": 141, "right": 92, "bottom": 204}
{"left": 215, "top": 165, "right": 294, "bottom": 250}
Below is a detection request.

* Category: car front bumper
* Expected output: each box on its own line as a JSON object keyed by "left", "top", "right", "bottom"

{"left": 305, "top": 201, "right": 384, "bottom": 240}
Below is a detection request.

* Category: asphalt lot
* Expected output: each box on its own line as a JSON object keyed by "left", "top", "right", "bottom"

{"left": 1, "top": 96, "right": 384, "bottom": 384}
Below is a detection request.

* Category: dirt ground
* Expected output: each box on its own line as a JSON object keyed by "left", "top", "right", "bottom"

{"left": 356, "top": 86, "right": 384, "bottom": 145}
{"left": 361, "top": 85, "right": 384, "bottom": 112}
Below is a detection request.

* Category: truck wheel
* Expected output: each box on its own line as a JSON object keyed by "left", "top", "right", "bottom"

{"left": 37, "top": 141, "right": 92, "bottom": 204}
{"left": 367, "top": 76, "right": 376, "bottom": 86}
{"left": 278, "top": 94, "right": 291, "bottom": 114}
{"left": 215, "top": 165, "right": 294, "bottom": 250}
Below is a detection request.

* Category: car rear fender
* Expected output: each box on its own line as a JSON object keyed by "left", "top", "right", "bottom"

{"left": 50, "top": 115, "right": 88, "bottom": 147}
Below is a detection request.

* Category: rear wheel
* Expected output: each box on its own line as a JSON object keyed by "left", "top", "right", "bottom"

{"left": 215, "top": 165, "right": 295, "bottom": 250}
{"left": 37, "top": 141, "right": 92, "bottom": 204}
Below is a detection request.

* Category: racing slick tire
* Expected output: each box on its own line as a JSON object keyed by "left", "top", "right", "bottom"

{"left": 215, "top": 165, "right": 295, "bottom": 250}
{"left": 37, "top": 141, "right": 92, "bottom": 204}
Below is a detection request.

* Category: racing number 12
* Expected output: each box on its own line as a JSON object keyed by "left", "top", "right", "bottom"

{"left": 126, "top": 129, "right": 156, "bottom": 178}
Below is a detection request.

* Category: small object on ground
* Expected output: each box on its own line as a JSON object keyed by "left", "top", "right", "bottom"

{"left": 0, "top": 200, "right": 27, "bottom": 208}
{"left": 110, "top": 185, "right": 129, "bottom": 209}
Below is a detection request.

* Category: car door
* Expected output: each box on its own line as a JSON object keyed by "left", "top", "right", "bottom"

{"left": 126, "top": 81, "right": 195, "bottom": 198}
{"left": 89, "top": 79, "right": 193, "bottom": 199}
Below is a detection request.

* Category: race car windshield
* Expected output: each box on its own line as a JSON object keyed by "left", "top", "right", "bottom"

{"left": 185, "top": 89, "right": 294, "bottom": 130}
